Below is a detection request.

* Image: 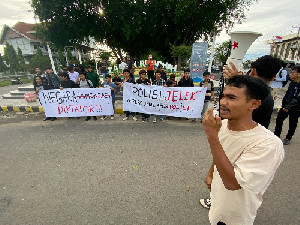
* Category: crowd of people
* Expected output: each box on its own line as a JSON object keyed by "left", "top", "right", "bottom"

{"left": 31, "top": 54, "right": 300, "bottom": 224}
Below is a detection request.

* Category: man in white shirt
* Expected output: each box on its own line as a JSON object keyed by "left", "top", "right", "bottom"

{"left": 203, "top": 75, "right": 284, "bottom": 225}
{"left": 68, "top": 65, "right": 79, "bottom": 83}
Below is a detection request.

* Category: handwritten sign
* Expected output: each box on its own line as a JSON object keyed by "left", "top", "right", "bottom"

{"left": 123, "top": 83, "right": 206, "bottom": 118}
{"left": 39, "top": 88, "right": 114, "bottom": 117}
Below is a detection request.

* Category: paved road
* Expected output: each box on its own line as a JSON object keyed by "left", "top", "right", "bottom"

{"left": 0, "top": 113, "right": 299, "bottom": 225}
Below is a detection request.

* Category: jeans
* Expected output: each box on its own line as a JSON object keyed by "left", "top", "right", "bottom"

{"left": 125, "top": 111, "right": 135, "bottom": 118}
{"left": 274, "top": 108, "right": 300, "bottom": 140}
{"left": 153, "top": 114, "right": 165, "bottom": 120}
{"left": 141, "top": 113, "right": 149, "bottom": 120}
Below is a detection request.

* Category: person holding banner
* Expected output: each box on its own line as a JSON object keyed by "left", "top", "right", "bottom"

{"left": 42, "top": 66, "right": 60, "bottom": 121}
{"left": 152, "top": 70, "right": 167, "bottom": 123}
{"left": 178, "top": 68, "right": 194, "bottom": 87}
{"left": 203, "top": 75, "right": 284, "bottom": 225}
{"left": 101, "top": 75, "right": 117, "bottom": 120}
{"left": 136, "top": 70, "right": 151, "bottom": 122}
{"left": 122, "top": 69, "right": 138, "bottom": 121}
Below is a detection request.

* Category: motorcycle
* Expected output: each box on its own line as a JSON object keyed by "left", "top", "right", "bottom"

{"left": 11, "top": 77, "right": 23, "bottom": 85}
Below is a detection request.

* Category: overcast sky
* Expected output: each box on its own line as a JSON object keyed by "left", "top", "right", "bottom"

{"left": 0, "top": 0, "right": 299, "bottom": 59}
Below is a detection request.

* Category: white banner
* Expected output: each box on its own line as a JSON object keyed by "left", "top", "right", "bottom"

{"left": 123, "top": 83, "right": 206, "bottom": 118}
{"left": 39, "top": 88, "right": 114, "bottom": 117}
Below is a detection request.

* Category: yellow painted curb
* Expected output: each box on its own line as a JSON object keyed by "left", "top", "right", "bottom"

{"left": 13, "top": 106, "right": 21, "bottom": 112}
{"left": 25, "top": 107, "right": 33, "bottom": 112}
{"left": 1, "top": 106, "right": 9, "bottom": 112}
{"left": 115, "top": 108, "right": 124, "bottom": 114}
{"left": 38, "top": 106, "right": 44, "bottom": 112}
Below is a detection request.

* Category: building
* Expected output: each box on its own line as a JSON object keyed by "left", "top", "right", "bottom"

{"left": 269, "top": 33, "right": 300, "bottom": 62}
{"left": 0, "top": 22, "right": 93, "bottom": 67}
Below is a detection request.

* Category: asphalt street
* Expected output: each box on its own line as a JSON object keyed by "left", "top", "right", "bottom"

{"left": 0, "top": 112, "right": 299, "bottom": 225}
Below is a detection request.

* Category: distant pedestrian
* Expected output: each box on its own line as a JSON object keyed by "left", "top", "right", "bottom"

{"left": 274, "top": 66, "right": 300, "bottom": 145}
{"left": 126, "top": 56, "right": 135, "bottom": 76}
{"left": 270, "top": 63, "right": 288, "bottom": 99}
{"left": 99, "top": 58, "right": 109, "bottom": 79}
{"left": 120, "top": 58, "right": 127, "bottom": 72}
{"left": 146, "top": 54, "right": 155, "bottom": 82}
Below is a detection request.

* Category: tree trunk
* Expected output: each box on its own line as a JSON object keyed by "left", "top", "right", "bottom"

{"left": 177, "top": 55, "right": 182, "bottom": 71}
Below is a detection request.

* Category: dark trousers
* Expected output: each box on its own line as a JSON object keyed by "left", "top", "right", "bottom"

{"left": 147, "top": 70, "right": 154, "bottom": 82}
{"left": 274, "top": 108, "right": 300, "bottom": 140}
{"left": 125, "top": 111, "right": 135, "bottom": 117}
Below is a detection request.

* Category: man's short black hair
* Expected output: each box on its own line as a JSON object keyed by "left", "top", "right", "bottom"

{"left": 203, "top": 71, "right": 210, "bottom": 76}
{"left": 158, "top": 64, "right": 163, "bottom": 68}
{"left": 139, "top": 69, "right": 146, "bottom": 75}
{"left": 105, "top": 75, "right": 112, "bottom": 78}
{"left": 68, "top": 65, "right": 74, "bottom": 71}
{"left": 226, "top": 75, "right": 270, "bottom": 102}
{"left": 58, "top": 71, "right": 70, "bottom": 80}
{"left": 170, "top": 74, "right": 175, "bottom": 79}
{"left": 123, "top": 69, "right": 130, "bottom": 74}
{"left": 45, "top": 66, "right": 52, "bottom": 70}
{"left": 184, "top": 68, "right": 190, "bottom": 73}
{"left": 155, "top": 70, "right": 161, "bottom": 74}
{"left": 79, "top": 70, "right": 87, "bottom": 76}
{"left": 292, "top": 65, "right": 300, "bottom": 73}
{"left": 251, "top": 55, "right": 282, "bottom": 81}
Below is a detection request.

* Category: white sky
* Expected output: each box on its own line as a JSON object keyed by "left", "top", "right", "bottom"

{"left": 0, "top": 0, "right": 299, "bottom": 59}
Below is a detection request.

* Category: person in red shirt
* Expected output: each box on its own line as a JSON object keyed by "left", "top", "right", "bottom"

{"left": 146, "top": 54, "right": 155, "bottom": 82}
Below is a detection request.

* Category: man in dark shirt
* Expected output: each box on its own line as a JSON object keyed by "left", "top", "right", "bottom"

{"left": 99, "top": 58, "right": 109, "bottom": 78}
{"left": 274, "top": 66, "right": 300, "bottom": 145}
{"left": 157, "top": 65, "right": 167, "bottom": 81}
{"left": 136, "top": 70, "right": 151, "bottom": 122}
{"left": 126, "top": 56, "right": 135, "bottom": 76}
{"left": 178, "top": 68, "right": 194, "bottom": 87}
{"left": 166, "top": 74, "right": 177, "bottom": 87}
{"left": 59, "top": 71, "right": 76, "bottom": 89}
{"left": 86, "top": 65, "right": 99, "bottom": 88}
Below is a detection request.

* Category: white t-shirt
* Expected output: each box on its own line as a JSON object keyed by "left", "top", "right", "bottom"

{"left": 209, "top": 120, "right": 284, "bottom": 225}
{"left": 68, "top": 71, "right": 79, "bottom": 83}
{"left": 270, "top": 68, "right": 287, "bottom": 88}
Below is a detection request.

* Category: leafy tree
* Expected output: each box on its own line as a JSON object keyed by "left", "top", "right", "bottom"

{"left": 58, "top": 49, "right": 66, "bottom": 68}
{"left": 214, "top": 40, "right": 232, "bottom": 67}
{"left": 31, "top": 0, "right": 255, "bottom": 62}
{"left": 170, "top": 45, "right": 192, "bottom": 70}
{"left": 66, "top": 48, "right": 73, "bottom": 65}
{"left": 0, "top": 54, "right": 8, "bottom": 72}
{"left": 17, "top": 47, "right": 27, "bottom": 72}
{"left": 3, "top": 42, "right": 19, "bottom": 73}
{"left": 29, "top": 46, "right": 51, "bottom": 71}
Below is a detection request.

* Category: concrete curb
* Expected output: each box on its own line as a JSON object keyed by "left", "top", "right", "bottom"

{"left": 0, "top": 105, "right": 279, "bottom": 114}
{"left": 0, "top": 105, "right": 124, "bottom": 114}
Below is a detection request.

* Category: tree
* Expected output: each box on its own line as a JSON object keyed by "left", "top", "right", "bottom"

{"left": 31, "top": 0, "right": 256, "bottom": 62}
{"left": 17, "top": 47, "right": 27, "bottom": 72}
{"left": 0, "top": 54, "right": 8, "bottom": 72}
{"left": 3, "top": 42, "right": 19, "bottom": 73}
{"left": 58, "top": 50, "right": 66, "bottom": 68}
{"left": 29, "top": 46, "right": 51, "bottom": 71}
{"left": 170, "top": 45, "right": 192, "bottom": 70}
{"left": 66, "top": 48, "right": 73, "bottom": 65}
{"left": 214, "top": 40, "right": 232, "bottom": 67}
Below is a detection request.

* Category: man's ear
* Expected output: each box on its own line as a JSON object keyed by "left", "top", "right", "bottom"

{"left": 249, "top": 99, "right": 261, "bottom": 111}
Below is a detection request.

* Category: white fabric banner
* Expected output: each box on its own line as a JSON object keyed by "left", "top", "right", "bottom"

{"left": 123, "top": 83, "right": 206, "bottom": 118}
{"left": 39, "top": 88, "right": 114, "bottom": 117}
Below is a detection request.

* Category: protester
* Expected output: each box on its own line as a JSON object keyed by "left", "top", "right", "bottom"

{"left": 68, "top": 65, "right": 79, "bottom": 84}
{"left": 76, "top": 71, "right": 97, "bottom": 121}
{"left": 146, "top": 54, "right": 155, "bottom": 82}
{"left": 178, "top": 68, "right": 194, "bottom": 87}
{"left": 126, "top": 56, "right": 135, "bottom": 76}
{"left": 33, "top": 67, "right": 46, "bottom": 90}
{"left": 201, "top": 55, "right": 282, "bottom": 210}
{"left": 199, "top": 72, "right": 217, "bottom": 122}
{"left": 34, "top": 75, "right": 44, "bottom": 94}
{"left": 86, "top": 65, "right": 100, "bottom": 88}
{"left": 101, "top": 75, "right": 117, "bottom": 120}
{"left": 203, "top": 75, "right": 284, "bottom": 225}
{"left": 157, "top": 64, "right": 167, "bottom": 81}
{"left": 166, "top": 74, "right": 177, "bottom": 87}
{"left": 152, "top": 70, "right": 167, "bottom": 123}
{"left": 112, "top": 73, "right": 123, "bottom": 92}
{"left": 122, "top": 69, "right": 137, "bottom": 121}
{"left": 274, "top": 65, "right": 300, "bottom": 145}
{"left": 120, "top": 58, "right": 127, "bottom": 72}
{"left": 42, "top": 66, "right": 60, "bottom": 121}
{"left": 136, "top": 70, "right": 151, "bottom": 122}
{"left": 59, "top": 71, "right": 76, "bottom": 89}
{"left": 99, "top": 58, "right": 109, "bottom": 79}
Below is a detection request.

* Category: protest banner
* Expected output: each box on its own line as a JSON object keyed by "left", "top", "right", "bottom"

{"left": 39, "top": 88, "right": 114, "bottom": 117}
{"left": 123, "top": 83, "right": 206, "bottom": 118}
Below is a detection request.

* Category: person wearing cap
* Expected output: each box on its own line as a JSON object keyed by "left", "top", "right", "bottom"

{"left": 86, "top": 65, "right": 100, "bottom": 88}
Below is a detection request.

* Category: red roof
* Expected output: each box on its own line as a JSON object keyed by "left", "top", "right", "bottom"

{"left": 12, "top": 22, "right": 39, "bottom": 40}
